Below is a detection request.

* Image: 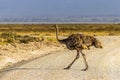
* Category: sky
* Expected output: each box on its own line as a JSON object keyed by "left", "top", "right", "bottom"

{"left": 0, "top": 0, "right": 120, "bottom": 17}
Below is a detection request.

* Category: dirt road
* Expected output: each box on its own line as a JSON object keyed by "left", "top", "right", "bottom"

{"left": 0, "top": 36, "right": 120, "bottom": 80}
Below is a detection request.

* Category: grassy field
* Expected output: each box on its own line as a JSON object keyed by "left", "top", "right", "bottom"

{"left": 0, "top": 24, "right": 119, "bottom": 44}
{"left": 0, "top": 24, "right": 120, "bottom": 34}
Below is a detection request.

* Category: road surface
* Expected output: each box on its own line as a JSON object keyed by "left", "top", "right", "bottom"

{"left": 0, "top": 36, "right": 120, "bottom": 80}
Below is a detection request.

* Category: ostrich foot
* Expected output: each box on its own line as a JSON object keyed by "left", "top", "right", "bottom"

{"left": 81, "top": 67, "right": 88, "bottom": 71}
{"left": 63, "top": 66, "right": 70, "bottom": 70}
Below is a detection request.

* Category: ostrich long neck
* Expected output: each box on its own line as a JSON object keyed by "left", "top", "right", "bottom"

{"left": 55, "top": 26, "right": 59, "bottom": 41}
{"left": 55, "top": 25, "right": 66, "bottom": 44}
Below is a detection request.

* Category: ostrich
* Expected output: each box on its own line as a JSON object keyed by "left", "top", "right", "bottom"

{"left": 54, "top": 24, "right": 103, "bottom": 71}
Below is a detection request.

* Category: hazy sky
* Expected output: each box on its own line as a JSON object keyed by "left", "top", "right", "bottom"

{"left": 0, "top": 0, "right": 120, "bottom": 17}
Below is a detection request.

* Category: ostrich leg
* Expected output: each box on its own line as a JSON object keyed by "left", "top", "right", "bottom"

{"left": 64, "top": 49, "right": 79, "bottom": 70}
{"left": 80, "top": 50, "right": 88, "bottom": 71}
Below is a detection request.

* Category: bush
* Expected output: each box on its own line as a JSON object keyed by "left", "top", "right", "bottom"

{"left": 0, "top": 32, "right": 43, "bottom": 44}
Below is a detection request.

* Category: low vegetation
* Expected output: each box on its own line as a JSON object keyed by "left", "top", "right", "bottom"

{"left": 0, "top": 24, "right": 119, "bottom": 45}
{"left": 0, "top": 32, "right": 43, "bottom": 45}
{"left": 0, "top": 24, "right": 119, "bottom": 32}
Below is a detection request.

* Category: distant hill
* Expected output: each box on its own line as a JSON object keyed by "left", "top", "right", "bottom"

{"left": 0, "top": 16, "right": 120, "bottom": 24}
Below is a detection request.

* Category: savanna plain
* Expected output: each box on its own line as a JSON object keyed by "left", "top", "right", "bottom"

{"left": 0, "top": 24, "right": 120, "bottom": 80}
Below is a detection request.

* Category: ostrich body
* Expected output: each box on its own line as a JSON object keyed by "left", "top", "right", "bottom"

{"left": 54, "top": 25, "right": 103, "bottom": 71}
